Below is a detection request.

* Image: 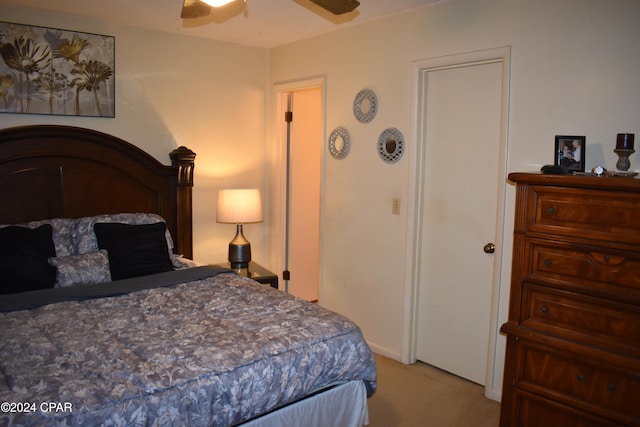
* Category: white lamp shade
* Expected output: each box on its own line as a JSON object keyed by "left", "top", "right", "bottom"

{"left": 217, "top": 189, "right": 263, "bottom": 224}
{"left": 201, "top": 0, "right": 236, "bottom": 7}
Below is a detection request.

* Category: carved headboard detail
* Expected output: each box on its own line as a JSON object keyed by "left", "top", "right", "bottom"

{"left": 0, "top": 125, "right": 195, "bottom": 259}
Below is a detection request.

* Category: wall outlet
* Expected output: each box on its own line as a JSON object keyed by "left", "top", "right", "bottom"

{"left": 392, "top": 198, "right": 400, "bottom": 215}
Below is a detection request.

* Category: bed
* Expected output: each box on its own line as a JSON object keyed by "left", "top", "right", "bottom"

{"left": 0, "top": 125, "right": 377, "bottom": 426}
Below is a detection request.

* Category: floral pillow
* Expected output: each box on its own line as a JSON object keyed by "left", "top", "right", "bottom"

{"left": 49, "top": 250, "right": 112, "bottom": 288}
{"left": 171, "top": 254, "right": 201, "bottom": 269}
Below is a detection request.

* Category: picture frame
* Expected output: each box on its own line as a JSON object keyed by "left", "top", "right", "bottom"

{"left": 0, "top": 21, "right": 115, "bottom": 118}
{"left": 555, "top": 135, "right": 585, "bottom": 172}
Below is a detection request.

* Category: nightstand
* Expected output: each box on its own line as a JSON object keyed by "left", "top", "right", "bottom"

{"left": 218, "top": 261, "right": 278, "bottom": 289}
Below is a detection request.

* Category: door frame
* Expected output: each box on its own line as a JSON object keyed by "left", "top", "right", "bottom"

{"left": 402, "top": 47, "right": 511, "bottom": 400}
{"left": 271, "top": 77, "right": 326, "bottom": 298}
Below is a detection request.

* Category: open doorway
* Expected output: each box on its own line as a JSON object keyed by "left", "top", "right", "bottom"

{"left": 274, "top": 80, "right": 324, "bottom": 301}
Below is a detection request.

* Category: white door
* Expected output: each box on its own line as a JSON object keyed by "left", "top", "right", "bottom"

{"left": 416, "top": 60, "right": 503, "bottom": 385}
{"left": 285, "top": 88, "right": 322, "bottom": 301}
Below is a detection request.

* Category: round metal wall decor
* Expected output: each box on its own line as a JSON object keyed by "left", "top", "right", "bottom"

{"left": 353, "top": 89, "right": 378, "bottom": 123}
{"left": 328, "top": 126, "right": 351, "bottom": 159}
{"left": 378, "top": 127, "right": 405, "bottom": 164}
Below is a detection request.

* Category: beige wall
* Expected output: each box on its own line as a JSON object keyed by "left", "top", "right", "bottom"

{"left": 269, "top": 0, "right": 640, "bottom": 399}
{"left": 0, "top": 4, "right": 269, "bottom": 266}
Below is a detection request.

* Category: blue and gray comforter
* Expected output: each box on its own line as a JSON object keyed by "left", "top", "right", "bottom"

{"left": 0, "top": 267, "right": 377, "bottom": 426}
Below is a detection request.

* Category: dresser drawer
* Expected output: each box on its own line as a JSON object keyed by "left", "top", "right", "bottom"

{"left": 527, "top": 186, "right": 640, "bottom": 245}
{"left": 529, "top": 241, "right": 640, "bottom": 299}
{"left": 518, "top": 343, "right": 640, "bottom": 422}
{"left": 521, "top": 283, "right": 640, "bottom": 355}
{"left": 513, "top": 393, "right": 619, "bottom": 427}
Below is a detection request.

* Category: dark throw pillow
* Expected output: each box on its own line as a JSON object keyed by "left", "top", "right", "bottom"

{"left": 93, "top": 222, "right": 174, "bottom": 281}
{"left": 0, "top": 224, "right": 57, "bottom": 294}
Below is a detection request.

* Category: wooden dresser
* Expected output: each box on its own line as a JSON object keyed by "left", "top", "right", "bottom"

{"left": 500, "top": 173, "right": 640, "bottom": 427}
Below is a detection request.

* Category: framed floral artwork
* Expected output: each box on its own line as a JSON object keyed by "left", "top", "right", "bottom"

{"left": 0, "top": 21, "right": 115, "bottom": 117}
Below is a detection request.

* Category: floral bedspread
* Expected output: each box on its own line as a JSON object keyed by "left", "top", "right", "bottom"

{"left": 0, "top": 271, "right": 377, "bottom": 426}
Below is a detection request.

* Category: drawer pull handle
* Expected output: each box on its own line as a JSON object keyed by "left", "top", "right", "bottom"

{"left": 577, "top": 374, "right": 585, "bottom": 382}
{"left": 543, "top": 259, "right": 552, "bottom": 267}
{"left": 546, "top": 207, "right": 556, "bottom": 216}
{"left": 588, "top": 253, "right": 625, "bottom": 269}
{"left": 539, "top": 306, "right": 548, "bottom": 314}
{"left": 608, "top": 383, "right": 617, "bottom": 392}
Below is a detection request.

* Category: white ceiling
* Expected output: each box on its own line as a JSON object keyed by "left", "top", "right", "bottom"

{"left": 1, "top": 0, "right": 441, "bottom": 48}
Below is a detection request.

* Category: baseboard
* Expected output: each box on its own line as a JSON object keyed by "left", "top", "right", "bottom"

{"left": 484, "top": 386, "right": 502, "bottom": 402}
{"left": 367, "top": 341, "right": 402, "bottom": 362}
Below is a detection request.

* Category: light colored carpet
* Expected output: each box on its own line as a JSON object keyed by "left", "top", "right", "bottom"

{"left": 367, "top": 354, "right": 500, "bottom": 427}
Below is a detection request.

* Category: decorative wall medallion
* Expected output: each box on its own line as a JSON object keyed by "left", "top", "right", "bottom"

{"left": 353, "top": 89, "right": 378, "bottom": 123}
{"left": 328, "top": 127, "right": 351, "bottom": 159}
{"left": 378, "top": 128, "right": 405, "bottom": 164}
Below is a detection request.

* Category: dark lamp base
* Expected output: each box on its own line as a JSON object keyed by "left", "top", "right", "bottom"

{"left": 228, "top": 224, "right": 251, "bottom": 269}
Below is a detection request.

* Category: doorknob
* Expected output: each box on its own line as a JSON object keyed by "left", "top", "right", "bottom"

{"left": 483, "top": 243, "right": 495, "bottom": 254}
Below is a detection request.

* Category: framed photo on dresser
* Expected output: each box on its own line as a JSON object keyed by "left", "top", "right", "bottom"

{"left": 555, "top": 135, "right": 585, "bottom": 172}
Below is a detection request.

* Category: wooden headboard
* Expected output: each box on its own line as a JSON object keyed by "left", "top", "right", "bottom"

{"left": 0, "top": 125, "right": 196, "bottom": 259}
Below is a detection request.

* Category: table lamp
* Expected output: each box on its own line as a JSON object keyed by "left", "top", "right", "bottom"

{"left": 216, "top": 189, "right": 263, "bottom": 269}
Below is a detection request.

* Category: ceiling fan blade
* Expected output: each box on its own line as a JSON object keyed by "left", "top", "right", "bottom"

{"left": 307, "top": 0, "right": 360, "bottom": 15}
{"left": 181, "top": 0, "right": 212, "bottom": 19}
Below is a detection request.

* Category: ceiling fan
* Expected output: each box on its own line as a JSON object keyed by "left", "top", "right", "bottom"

{"left": 181, "top": 0, "right": 360, "bottom": 19}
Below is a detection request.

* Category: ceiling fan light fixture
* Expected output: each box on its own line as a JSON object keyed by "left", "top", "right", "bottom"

{"left": 200, "top": 0, "right": 236, "bottom": 7}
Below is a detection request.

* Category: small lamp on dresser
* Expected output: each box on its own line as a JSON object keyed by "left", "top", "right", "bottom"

{"left": 216, "top": 188, "right": 263, "bottom": 269}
